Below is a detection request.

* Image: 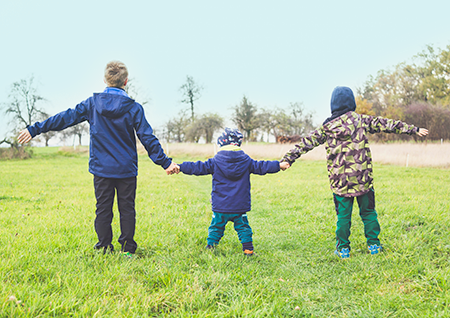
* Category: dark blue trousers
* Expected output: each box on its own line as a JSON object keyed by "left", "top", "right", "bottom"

{"left": 93, "top": 176, "right": 137, "bottom": 253}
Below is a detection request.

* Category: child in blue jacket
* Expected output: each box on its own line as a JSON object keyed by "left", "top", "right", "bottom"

{"left": 178, "top": 128, "right": 289, "bottom": 256}
{"left": 18, "top": 61, "right": 178, "bottom": 257}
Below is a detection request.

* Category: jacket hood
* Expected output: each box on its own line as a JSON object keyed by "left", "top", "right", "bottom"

{"left": 93, "top": 93, "right": 135, "bottom": 118}
{"left": 214, "top": 150, "right": 250, "bottom": 180}
{"left": 323, "top": 86, "right": 357, "bottom": 125}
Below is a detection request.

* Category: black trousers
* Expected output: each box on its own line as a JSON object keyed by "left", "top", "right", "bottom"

{"left": 93, "top": 176, "right": 137, "bottom": 253}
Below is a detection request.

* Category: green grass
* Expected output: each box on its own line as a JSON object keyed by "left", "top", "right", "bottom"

{"left": 1, "top": 147, "right": 450, "bottom": 317}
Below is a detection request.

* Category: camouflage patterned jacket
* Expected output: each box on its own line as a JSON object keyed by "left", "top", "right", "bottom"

{"left": 281, "top": 111, "right": 419, "bottom": 197}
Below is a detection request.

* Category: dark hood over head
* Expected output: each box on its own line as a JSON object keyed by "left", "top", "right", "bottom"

{"left": 324, "top": 86, "right": 357, "bottom": 125}
{"left": 214, "top": 150, "right": 250, "bottom": 181}
{"left": 93, "top": 93, "right": 135, "bottom": 118}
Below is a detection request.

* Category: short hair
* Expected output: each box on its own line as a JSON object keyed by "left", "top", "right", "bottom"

{"left": 104, "top": 61, "right": 128, "bottom": 88}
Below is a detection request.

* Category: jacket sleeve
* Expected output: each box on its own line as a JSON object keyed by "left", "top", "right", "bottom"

{"left": 281, "top": 128, "right": 327, "bottom": 165}
{"left": 362, "top": 114, "right": 418, "bottom": 135}
{"left": 179, "top": 159, "right": 214, "bottom": 175}
{"left": 134, "top": 105, "right": 172, "bottom": 169}
{"left": 250, "top": 159, "right": 280, "bottom": 175}
{"left": 27, "top": 99, "right": 90, "bottom": 137}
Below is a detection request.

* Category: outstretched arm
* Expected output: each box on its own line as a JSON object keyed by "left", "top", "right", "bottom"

{"left": 18, "top": 102, "right": 89, "bottom": 144}
{"left": 281, "top": 128, "right": 326, "bottom": 166}
{"left": 250, "top": 159, "right": 280, "bottom": 175}
{"left": 363, "top": 114, "right": 420, "bottom": 135}
{"left": 179, "top": 159, "right": 214, "bottom": 176}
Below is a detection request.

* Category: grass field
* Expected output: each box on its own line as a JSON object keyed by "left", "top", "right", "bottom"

{"left": 1, "top": 147, "right": 450, "bottom": 317}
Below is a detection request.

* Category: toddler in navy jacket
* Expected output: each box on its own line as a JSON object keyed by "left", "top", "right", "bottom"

{"left": 178, "top": 128, "right": 289, "bottom": 256}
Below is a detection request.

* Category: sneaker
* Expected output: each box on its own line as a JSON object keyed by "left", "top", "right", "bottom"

{"left": 243, "top": 249, "right": 254, "bottom": 257}
{"left": 334, "top": 248, "right": 350, "bottom": 259}
{"left": 205, "top": 244, "right": 215, "bottom": 250}
{"left": 122, "top": 252, "right": 135, "bottom": 259}
{"left": 368, "top": 244, "right": 382, "bottom": 255}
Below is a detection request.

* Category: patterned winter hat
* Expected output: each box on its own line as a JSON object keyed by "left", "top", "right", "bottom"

{"left": 217, "top": 128, "right": 243, "bottom": 147}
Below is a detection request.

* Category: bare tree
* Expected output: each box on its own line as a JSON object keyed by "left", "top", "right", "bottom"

{"left": 36, "top": 111, "right": 59, "bottom": 147}
{"left": 61, "top": 122, "right": 89, "bottom": 146}
{"left": 124, "top": 78, "right": 150, "bottom": 106}
{"left": 198, "top": 113, "right": 224, "bottom": 143}
{"left": 2, "top": 75, "right": 46, "bottom": 130}
{"left": 180, "top": 75, "right": 202, "bottom": 121}
{"left": 165, "top": 110, "right": 190, "bottom": 142}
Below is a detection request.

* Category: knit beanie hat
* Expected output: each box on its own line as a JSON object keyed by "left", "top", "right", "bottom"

{"left": 217, "top": 128, "right": 243, "bottom": 147}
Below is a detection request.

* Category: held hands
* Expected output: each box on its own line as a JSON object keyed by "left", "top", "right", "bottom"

{"left": 417, "top": 128, "right": 429, "bottom": 137}
{"left": 17, "top": 129, "right": 32, "bottom": 144}
{"left": 280, "top": 161, "right": 290, "bottom": 171}
{"left": 165, "top": 162, "right": 180, "bottom": 175}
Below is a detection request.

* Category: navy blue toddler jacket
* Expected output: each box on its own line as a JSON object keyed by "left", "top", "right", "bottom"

{"left": 179, "top": 146, "right": 280, "bottom": 213}
{"left": 27, "top": 88, "right": 171, "bottom": 178}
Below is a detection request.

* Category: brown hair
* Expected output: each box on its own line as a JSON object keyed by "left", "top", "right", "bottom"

{"left": 104, "top": 61, "right": 128, "bottom": 88}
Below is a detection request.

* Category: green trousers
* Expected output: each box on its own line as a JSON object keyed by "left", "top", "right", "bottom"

{"left": 333, "top": 188, "right": 380, "bottom": 251}
{"left": 207, "top": 212, "right": 253, "bottom": 246}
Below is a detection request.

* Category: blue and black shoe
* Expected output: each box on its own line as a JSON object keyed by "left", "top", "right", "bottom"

{"left": 334, "top": 248, "right": 350, "bottom": 259}
{"left": 368, "top": 244, "right": 382, "bottom": 255}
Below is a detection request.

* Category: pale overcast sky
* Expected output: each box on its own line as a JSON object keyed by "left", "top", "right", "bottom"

{"left": 1, "top": 0, "right": 449, "bottom": 144}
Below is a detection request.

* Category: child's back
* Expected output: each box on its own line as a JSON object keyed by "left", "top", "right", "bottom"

{"left": 18, "top": 61, "right": 177, "bottom": 256}
{"left": 179, "top": 128, "right": 284, "bottom": 255}
{"left": 282, "top": 86, "right": 428, "bottom": 258}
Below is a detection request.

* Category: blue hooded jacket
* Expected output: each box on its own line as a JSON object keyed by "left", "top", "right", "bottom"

{"left": 179, "top": 147, "right": 280, "bottom": 213}
{"left": 27, "top": 88, "right": 171, "bottom": 178}
{"left": 323, "top": 86, "right": 357, "bottom": 124}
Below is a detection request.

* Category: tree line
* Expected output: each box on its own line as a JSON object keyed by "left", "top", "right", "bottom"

{"left": 357, "top": 44, "right": 450, "bottom": 141}
{"left": 163, "top": 76, "right": 315, "bottom": 143}
{"left": 2, "top": 43, "right": 449, "bottom": 157}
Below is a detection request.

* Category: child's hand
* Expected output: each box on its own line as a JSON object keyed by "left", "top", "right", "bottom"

{"left": 280, "top": 162, "right": 290, "bottom": 171}
{"left": 17, "top": 129, "right": 32, "bottom": 144}
{"left": 417, "top": 128, "right": 429, "bottom": 137}
{"left": 165, "top": 162, "right": 180, "bottom": 175}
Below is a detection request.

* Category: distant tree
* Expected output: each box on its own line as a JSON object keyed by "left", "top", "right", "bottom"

{"left": 355, "top": 96, "right": 375, "bottom": 116}
{"left": 198, "top": 113, "right": 224, "bottom": 143}
{"left": 165, "top": 110, "right": 189, "bottom": 142}
{"left": 268, "top": 103, "right": 315, "bottom": 142}
{"left": 271, "top": 109, "right": 292, "bottom": 138}
{"left": 2, "top": 75, "right": 46, "bottom": 131}
{"left": 180, "top": 75, "right": 202, "bottom": 121}
{"left": 184, "top": 119, "right": 203, "bottom": 143}
{"left": 231, "top": 96, "right": 260, "bottom": 141}
{"left": 61, "top": 122, "right": 89, "bottom": 146}
{"left": 124, "top": 78, "right": 150, "bottom": 106}
{"left": 402, "top": 103, "right": 450, "bottom": 141}
{"left": 288, "top": 102, "right": 314, "bottom": 135}
{"left": 358, "top": 44, "right": 450, "bottom": 116}
{"left": 34, "top": 111, "right": 59, "bottom": 147}
{"left": 257, "top": 109, "right": 274, "bottom": 142}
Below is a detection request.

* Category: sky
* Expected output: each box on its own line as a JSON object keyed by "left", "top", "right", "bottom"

{"left": 1, "top": 0, "right": 450, "bottom": 145}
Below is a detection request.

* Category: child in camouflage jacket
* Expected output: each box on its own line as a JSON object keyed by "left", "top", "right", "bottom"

{"left": 281, "top": 86, "right": 428, "bottom": 258}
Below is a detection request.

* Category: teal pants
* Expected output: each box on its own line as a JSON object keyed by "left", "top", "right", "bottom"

{"left": 207, "top": 212, "right": 253, "bottom": 246}
{"left": 333, "top": 189, "right": 380, "bottom": 251}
